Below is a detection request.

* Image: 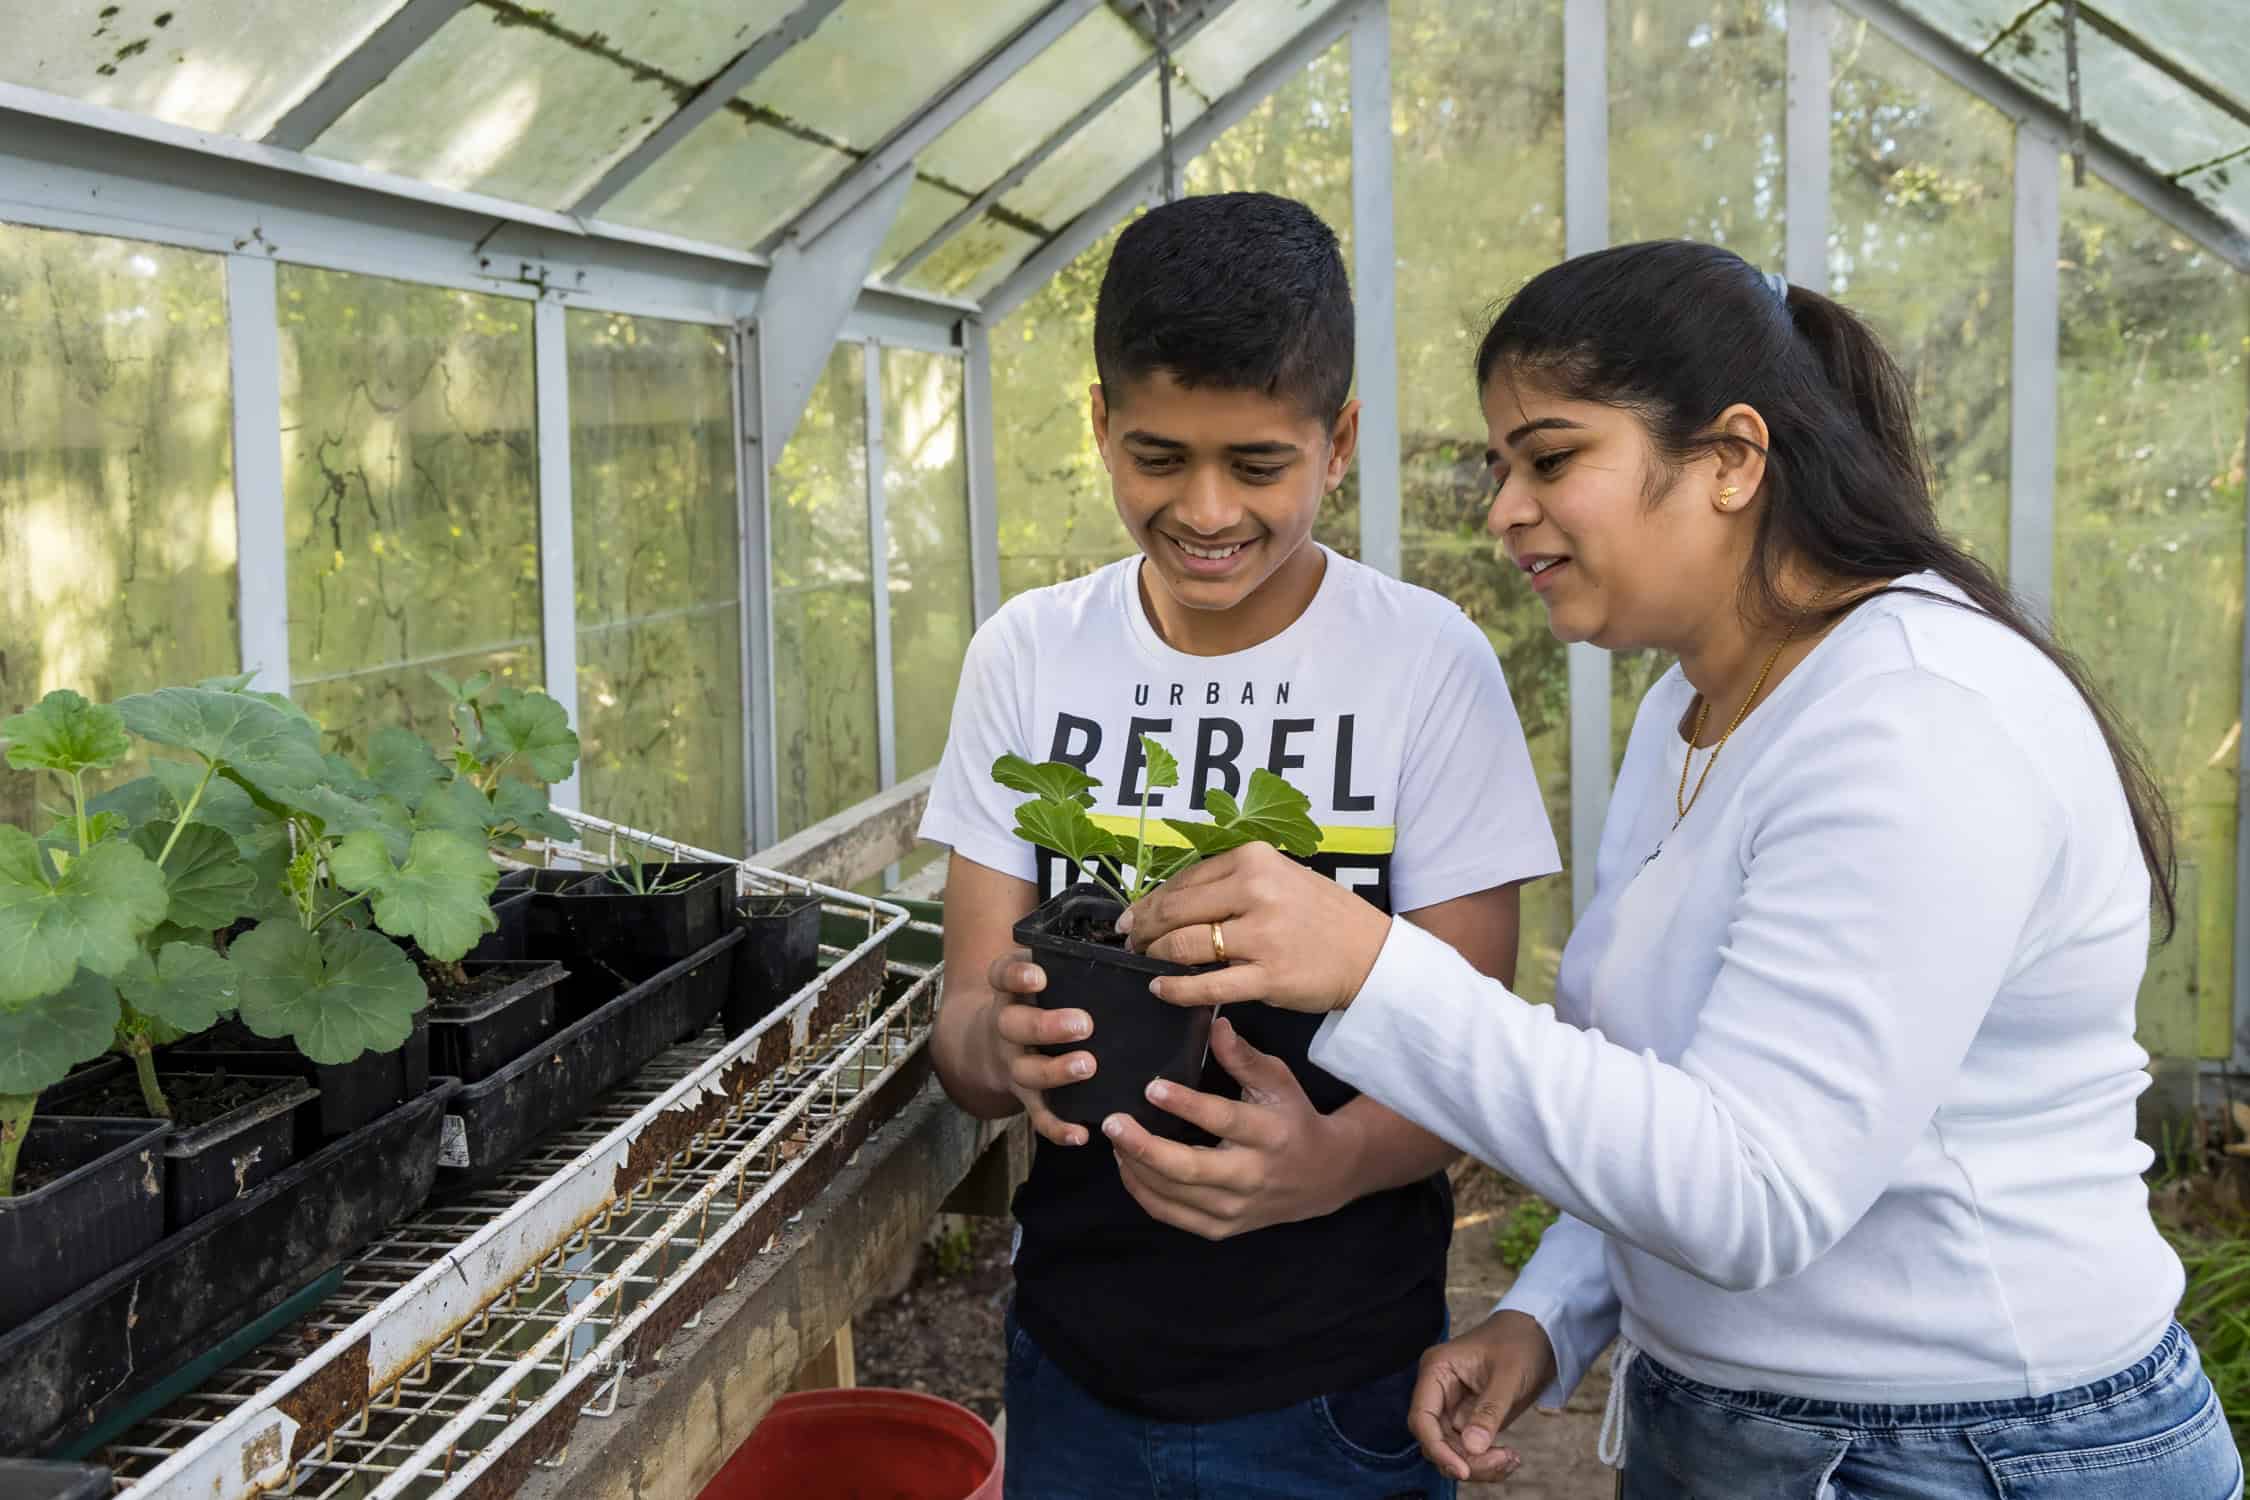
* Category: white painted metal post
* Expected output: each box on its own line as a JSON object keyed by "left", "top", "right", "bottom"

{"left": 866, "top": 341, "right": 898, "bottom": 795}
{"left": 739, "top": 326, "right": 780, "bottom": 852}
{"left": 1787, "top": 0, "right": 1833, "bottom": 292}
{"left": 1351, "top": 0, "right": 1402, "bottom": 579}
{"left": 1563, "top": 0, "right": 1612, "bottom": 919}
{"left": 962, "top": 319, "right": 1003, "bottom": 623}
{"left": 2234, "top": 400, "right": 2250, "bottom": 1071}
{"left": 2010, "top": 128, "right": 2061, "bottom": 627}
{"left": 226, "top": 254, "right": 291, "bottom": 695}
{"left": 532, "top": 299, "right": 582, "bottom": 812}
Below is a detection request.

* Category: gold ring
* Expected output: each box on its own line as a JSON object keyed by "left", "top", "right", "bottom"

{"left": 1210, "top": 922, "right": 1227, "bottom": 963}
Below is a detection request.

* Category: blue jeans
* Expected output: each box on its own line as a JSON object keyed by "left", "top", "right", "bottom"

{"left": 1002, "top": 1306, "right": 1456, "bottom": 1499}
{"left": 1620, "top": 1322, "right": 2242, "bottom": 1498}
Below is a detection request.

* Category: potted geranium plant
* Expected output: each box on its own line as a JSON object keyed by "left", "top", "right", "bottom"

{"left": 995, "top": 737, "right": 1320, "bottom": 1139}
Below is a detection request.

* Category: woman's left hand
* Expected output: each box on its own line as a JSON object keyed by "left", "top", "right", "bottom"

{"left": 1118, "top": 843, "right": 1392, "bottom": 1014}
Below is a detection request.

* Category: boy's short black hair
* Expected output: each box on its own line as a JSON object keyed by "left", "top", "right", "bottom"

{"left": 1093, "top": 192, "right": 1354, "bottom": 422}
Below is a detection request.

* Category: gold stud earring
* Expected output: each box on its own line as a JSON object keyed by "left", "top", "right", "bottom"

{"left": 1717, "top": 485, "right": 1741, "bottom": 509}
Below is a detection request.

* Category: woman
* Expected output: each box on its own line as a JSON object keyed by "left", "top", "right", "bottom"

{"left": 1114, "top": 241, "right": 2243, "bottom": 1496}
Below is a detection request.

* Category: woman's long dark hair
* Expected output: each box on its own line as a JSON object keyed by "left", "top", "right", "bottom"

{"left": 1478, "top": 240, "right": 2176, "bottom": 937}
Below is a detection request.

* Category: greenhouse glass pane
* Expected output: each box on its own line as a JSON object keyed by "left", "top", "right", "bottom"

{"left": 748, "top": 0, "right": 1049, "bottom": 152}
{"left": 568, "top": 311, "right": 744, "bottom": 856}
{"left": 601, "top": 112, "right": 855, "bottom": 249}
{"left": 877, "top": 180, "right": 978, "bottom": 277}
{"left": 0, "top": 223, "right": 238, "bottom": 833}
{"left": 2117, "top": 0, "right": 2250, "bottom": 119}
{"left": 772, "top": 347, "right": 878, "bottom": 838}
{"left": 1176, "top": 0, "right": 1332, "bottom": 101}
{"left": 0, "top": 1, "right": 397, "bottom": 138}
{"left": 902, "top": 217, "right": 1045, "bottom": 308}
{"left": 308, "top": 2, "right": 764, "bottom": 209}
{"left": 1390, "top": 0, "right": 1569, "bottom": 1005}
{"left": 279, "top": 268, "right": 542, "bottom": 749}
{"left": 1004, "top": 74, "right": 1209, "bottom": 230}
{"left": 1608, "top": 0, "right": 1788, "bottom": 263}
{"left": 1989, "top": 9, "right": 2246, "bottom": 176}
{"left": 1830, "top": 16, "right": 2013, "bottom": 568}
{"left": 919, "top": 8, "right": 1151, "bottom": 192}
{"left": 1889, "top": 0, "right": 2031, "bottom": 50}
{"left": 1608, "top": 0, "right": 1787, "bottom": 765}
{"left": 883, "top": 350, "right": 973, "bottom": 781}
{"left": 2054, "top": 179, "right": 2249, "bottom": 1063}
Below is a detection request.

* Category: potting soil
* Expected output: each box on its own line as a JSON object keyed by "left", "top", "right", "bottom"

{"left": 71, "top": 1071, "right": 285, "bottom": 1128}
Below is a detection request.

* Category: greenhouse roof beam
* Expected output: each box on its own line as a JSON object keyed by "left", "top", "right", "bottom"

{"left": 771, "top": 0, "right": 1106, "bottom": 254}
{"left": 981, "top": 0, "right": 1360, "bottom": 320}
{"left": 569, "top": 0, "right": 852, "bottom": 220}
{"left": 887, "top": 0, "right": 1247, "bottom": 285}
{"left": 1839, "top": 0, "right": 2249, "bottom": 271}
{"left": 263, "top": 0, "right": 474, "bottom": 151}
{"left": 1978, "top": 0, "right": 2250, "bottom": 133}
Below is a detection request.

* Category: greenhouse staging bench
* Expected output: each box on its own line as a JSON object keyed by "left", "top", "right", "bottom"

{"left": 40, "top": 816, "right": 944, "bottom": 1500}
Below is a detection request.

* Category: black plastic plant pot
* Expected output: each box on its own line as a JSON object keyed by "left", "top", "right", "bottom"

{"left": 727, "top": 893, "right": 824, "bottom": 1035}
{"left": 470, "top": 890, "right": 534, "bottom": 962}
{"left": 0, "top": 1078, "right": 458, "bottom": 1457}
{"left": 42, "top": 1070, "right": 319, "bottom": 1231}
{"left": 170, "top": 1014, "right": 431, "bottom": 1147}
{"left": 426, "top": 960, "right": 567, "bottom": 1083}
{"left": 434, "top": 927, "right": 744, "bottom": 1193}
{"left": 557, "top": 860, "right": 736, "bottom": 966}
{"left": 1013, "top": 888, "right": 1220, "bottom": 1144}
{"left": 0, "top": 1459, "right": 114, "bottom": 1500}
{"left": 0, "top": 1117, "right": 169, "bottom": 1336}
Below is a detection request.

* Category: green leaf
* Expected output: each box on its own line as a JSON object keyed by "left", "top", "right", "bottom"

{"left": 992, "top": 755, "right": 1100, "bottom": 806}
{"left": 2, "top": 691, "right": 133, "bottom": 778}
{"left": 0, "top": 830, "right": 169, "bottom": 1005}
{"left": 1161, "top": 817, "right": 1254, "bottom": 859}
{"left": 39, "top": 811, "right": 128, "bottom": 858}
{"left": 232, "top": 922, "right": 427, "bottom": 1065}
{"left": 329, "top": 829, "right": 498, "bottom": 962}
{"left": 427, "top": 670, "right": 462, "bottom": 702}
{"left": 413, "top": 777, "right": 494, "bottom": 843}
{"left": 0, "top": 969, "right": 122, "bottom": 1095}
{"left": 491, "top": 779, "right": 574, "bottom": 842}
{"left": 476, "top": 689, "right": 579, "bottom": 784}
{"left": 195, "top": 672, "right": 258, "bottom": 693}
{"left": 115, "top": 688, "right": 327, "bottom": 803}
{"left": 118, "top": 942, "right": 237, "bottom": 1034}
{"left": 1135, "top": 842, "right": 1201, "bottom": 886}
{"left": 1207, "top": 770, "right": 1323, "bottom": 857}
{"left": 461, "top": 670, "right": 493, "bottom": 701}
{"left": 1012, "top": 799, "right": 1124, "bottom": 872}
{"left": 1140, "top": 736, "right": 1180, "bottom": 792}
{"left": 367, "top": 728, "right": 446, "bottom": 809}
{"left": 133, "top": 822, "right": 256, "bottom": 931}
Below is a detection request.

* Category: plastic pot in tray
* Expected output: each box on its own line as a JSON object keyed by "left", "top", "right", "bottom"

{"left": 0, "top": 1117, "right": 168, "bottom": 1335}
{"left": 470, "top": 889, "right": 534, "bottom": 962}
{"left": 426, "top": 960, "right": 567, "bottom": 1083}
{"left": 1013, "top": 887, "right": 1219, "bottom": 1143}
{"left": 434, "top": 927, "right": 744, "bottom": 1192}
{"left": 43, "top": 1070, "right": 319, "bottom": 1231}
{"left": 729, "top": 893, "right": 823, "bottom": 1035}
{"left": 170, "top": 1014, "right": 430, "bottom": 1146}
{"left": 0, "top": 1078, "right": 458, "bottom": 1456}
{"left": 555, "top": 860, "right": 736, "bottom": 965}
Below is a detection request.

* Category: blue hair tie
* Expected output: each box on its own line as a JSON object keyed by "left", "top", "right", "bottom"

{"left": 1764, "top": 270, "right": 1789, "bottom": 302}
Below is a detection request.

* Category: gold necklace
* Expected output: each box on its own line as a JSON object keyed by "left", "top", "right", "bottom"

{"left": 1674, "top": 604, "right": 1816, "bottom": 827}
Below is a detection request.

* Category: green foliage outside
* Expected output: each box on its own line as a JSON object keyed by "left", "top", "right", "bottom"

{"left": 1494, "top": 1194, "right": 1562, "bottom": 1272}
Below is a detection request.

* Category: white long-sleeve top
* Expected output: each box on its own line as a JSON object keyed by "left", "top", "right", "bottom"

{"left": 1310, "top": 575, "right": 2183, "bottom": 1405}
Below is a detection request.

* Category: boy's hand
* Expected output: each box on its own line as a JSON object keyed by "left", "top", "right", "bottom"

{"left": 1101, "top": 1015, "right": 1350, "bottom": 1237}
{"left": 1409, "top": 1311, "right": 1554, "bottom": 1483}
{"left": 985, "top": 950, "right": 1099, "bottom": 1148}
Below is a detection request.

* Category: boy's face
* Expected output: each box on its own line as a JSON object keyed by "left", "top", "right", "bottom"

{"left": 1091, "top": 370, "right": 1358, "bottom": 616}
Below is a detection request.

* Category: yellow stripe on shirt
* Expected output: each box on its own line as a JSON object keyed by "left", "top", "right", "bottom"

{"left": 1087, "top": 813, "right": 1397, "bottom": 856}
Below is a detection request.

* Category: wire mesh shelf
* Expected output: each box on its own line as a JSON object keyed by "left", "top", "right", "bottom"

{"left": 93, "top": 813, "right": 943, "bottom": 1500}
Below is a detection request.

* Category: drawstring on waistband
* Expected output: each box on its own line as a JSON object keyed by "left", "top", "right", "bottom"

{"left": 1597, "top": 1339, "right": 1641, "bottom": 1470}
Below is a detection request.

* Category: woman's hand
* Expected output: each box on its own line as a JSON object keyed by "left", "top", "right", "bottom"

{"left": 1101, "top": 1015, "right": 1351, "bottom": 1239}
{"left": 1118, "top": 843, "right": 1392, "bottom": 1013}
{"left": 1410, "top": 1310, "right": 1558, "bottom": 1483}
{"left": 981, "top": 949, "right": 1097, "bottom": 1147}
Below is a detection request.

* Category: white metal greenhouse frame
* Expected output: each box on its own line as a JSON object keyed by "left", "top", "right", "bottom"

{"left": 1, "top": 0, "right": 2246, "bottom": 1062}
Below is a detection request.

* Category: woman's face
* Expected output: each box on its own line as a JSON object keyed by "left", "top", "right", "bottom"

{"left": 1480, "top": 374, "right": 1759, "bottom": 651}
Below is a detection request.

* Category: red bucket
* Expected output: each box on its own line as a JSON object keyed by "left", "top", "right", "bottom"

{"left": 702, "top": 1388, "right": 1002, "bottom": 1500}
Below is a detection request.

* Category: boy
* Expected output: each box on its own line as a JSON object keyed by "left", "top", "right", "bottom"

{"left": 919, "top": 192, "right": 1558, "bottom": 1498}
